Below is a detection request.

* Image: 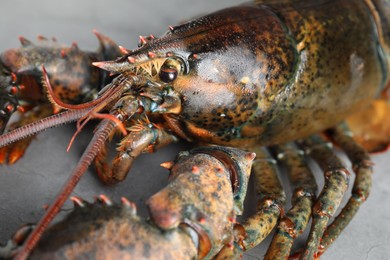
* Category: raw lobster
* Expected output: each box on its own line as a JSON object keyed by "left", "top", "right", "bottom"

{"left": 0, "top": 0, "right": 389, "bottom": 259}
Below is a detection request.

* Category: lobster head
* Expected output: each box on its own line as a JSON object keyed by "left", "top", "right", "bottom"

{"left": 91, "top": 27, "right": 194, "bottom": 118}
{"left": 92, "top": 3, "right": 296, "bottom": 146}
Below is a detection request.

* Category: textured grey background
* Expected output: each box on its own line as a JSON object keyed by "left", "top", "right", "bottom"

{"left": 0, "top": 0, "right": 389, "bottom": 259}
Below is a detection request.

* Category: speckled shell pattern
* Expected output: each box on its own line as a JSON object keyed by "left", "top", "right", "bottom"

{"left": 156, "top": 0, "right": 389, "bottom": 147}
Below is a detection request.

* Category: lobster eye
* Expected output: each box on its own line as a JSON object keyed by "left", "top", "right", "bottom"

{"left": 159, "top": 67, "right": 178, "bottom": 83}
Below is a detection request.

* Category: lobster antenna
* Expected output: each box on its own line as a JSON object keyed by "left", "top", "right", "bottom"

{"left": 15, "top": 119, "right": 117, "bottom": 260}
{"left": 0, "top": 108, "right": 91, "bottom": 148}
{"left": 66, "top": 112, "right": 127, "bottom": 152}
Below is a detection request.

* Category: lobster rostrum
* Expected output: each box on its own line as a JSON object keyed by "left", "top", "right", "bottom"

{"left": 0, "top": 0, "right": 390, "bottom": 259}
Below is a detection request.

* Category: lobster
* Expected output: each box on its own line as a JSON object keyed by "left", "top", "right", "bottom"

{"left": 0, "top": 0, "right": 390, "bottom": 259}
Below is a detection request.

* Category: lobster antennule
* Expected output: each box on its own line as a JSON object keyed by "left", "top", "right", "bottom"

{"left": 42, "top": 66, "right": 123, "bottom": 111}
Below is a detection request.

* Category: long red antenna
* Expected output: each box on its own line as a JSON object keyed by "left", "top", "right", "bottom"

{"left": 15, "top": 119, "right": 117, "bottom": 260}
{"left": 0, "top": 108, "right": 91, "bottom": 147}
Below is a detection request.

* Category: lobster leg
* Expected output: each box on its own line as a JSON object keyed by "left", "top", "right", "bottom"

{"left": 264, "top": 143, "right": 317, "bottom": 259}
{"left": 316, "top": 124, "right": 373, "bottom": 256}
{"left": 94, "top": 123, "right": 178, "bottom": 184}
{"left": 296, "top": 135, "right": 350, "bottom": 259}
{"left": 216, "top": 147, "right": 286, "bottom": 258}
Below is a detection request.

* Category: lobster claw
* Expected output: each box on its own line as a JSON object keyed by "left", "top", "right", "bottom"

{"left": 146, "top": 146, "right": 254, "bottom": 259}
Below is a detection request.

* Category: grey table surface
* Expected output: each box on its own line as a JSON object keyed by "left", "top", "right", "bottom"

{"left": 0, "top": 0, "right": 389, "bottom": 259}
